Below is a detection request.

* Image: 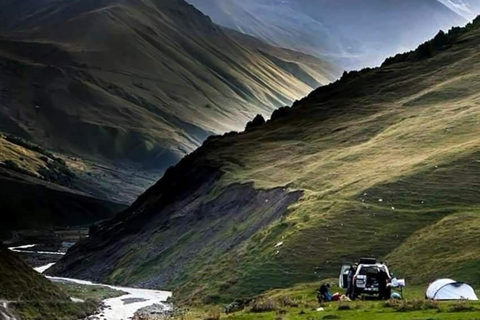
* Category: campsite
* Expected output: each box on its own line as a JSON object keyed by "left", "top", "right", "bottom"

{"left": 171, "top": 283, "right": 480, "bottom": 320}
{"left": 164, "top": 259, "right": 480, "bottom": 320}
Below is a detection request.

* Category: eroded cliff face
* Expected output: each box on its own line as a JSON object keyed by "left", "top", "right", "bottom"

{"left": 49, "top": 150, "right": 302, "bottom": 293}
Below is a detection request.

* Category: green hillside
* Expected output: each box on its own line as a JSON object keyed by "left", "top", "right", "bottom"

{"left": 0, "top": 246, "right": 67, "bottom": 301}
{"left": 51, "top": 18, "right": 480, "bottom": 303}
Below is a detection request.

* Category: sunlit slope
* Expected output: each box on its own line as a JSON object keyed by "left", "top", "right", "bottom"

{"left": 53, "top": 20, "right": 480, "bottom": 301}
{"left": 0, "top": 0, "right": 339, "bottom": 169}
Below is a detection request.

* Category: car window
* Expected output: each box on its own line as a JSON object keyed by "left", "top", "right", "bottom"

{"left": 358, "top": 265, "right": 386, "bottom": 275}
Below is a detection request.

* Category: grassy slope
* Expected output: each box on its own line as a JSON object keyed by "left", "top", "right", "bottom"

{"left": 54, "top": 17, "right": 480, "bottom": 304}
{"left": 0, "top": 246, "right": 67, "bottom": 301}
{"left": 0, "top": 247, "right": 125, "bottom": 320}
{"left": 177, "top": 21, "right": 480, "bottom": 300}
{"left": 0, "top": 0, "right": 340, "bottom": 170}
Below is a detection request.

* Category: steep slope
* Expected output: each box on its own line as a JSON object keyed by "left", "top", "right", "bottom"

{"left": 187, "top": 0, "right": 467, "bottom": 69}
{"left": 0, "top": 0, "right": 339, "bottom": 172}
{"left": 0, "top": 246, "right": 68, "bottom": 301}
{"left": 51, "top": 16, "right": 480, "bottom": 302}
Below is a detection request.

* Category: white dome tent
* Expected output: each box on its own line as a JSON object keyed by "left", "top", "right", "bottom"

{"left": 426, "top": 279, "right": 478, "bottom": 301}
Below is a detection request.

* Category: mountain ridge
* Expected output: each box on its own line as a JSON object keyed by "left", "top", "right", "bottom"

{"left": 187, "top": 0, "right": 468, "bottom": 69}
{"left": 0, "top": 0, "right": 339, "bottom": 171}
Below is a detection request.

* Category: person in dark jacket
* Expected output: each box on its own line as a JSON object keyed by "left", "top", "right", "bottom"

{"left": 317, "top": 283, "right": 331, "bottom": 303}
{"left": 377, "top": 268, "right": 391, "bottom": 299}
{"left": 346, "top": 264, "right": 357, "bottom": 299}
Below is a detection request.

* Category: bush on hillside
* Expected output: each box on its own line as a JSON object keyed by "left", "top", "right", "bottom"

{"left": 245, "top": 114, "right": 266, "bottom": 131}
{"left": 270, "top": 106, "right": 292, "bottom": 121}
{"left": 384, "top": 299, "right": 440, "bottom": 312}
{"left": 248, "top": 298, "right": 279, "bottom": 313}
{"left": 382, "top": 16, "right": 480, "bottom": 67}
{"left": 204, "top": 308, "right": 221, "bottom": 320}
{"left": 449, "top": 300, "right": 475, "bottom": 312}
{"left": 2, "top": 160, "right": 30, "bottom": 176}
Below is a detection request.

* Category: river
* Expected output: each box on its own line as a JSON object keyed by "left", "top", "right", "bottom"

{"left": 10, "top": 245, "right": 172, "bottom": 320}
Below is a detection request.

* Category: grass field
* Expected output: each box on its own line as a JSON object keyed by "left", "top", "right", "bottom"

{"left": 172, "top": 284, "right": 480, "bottom": 320}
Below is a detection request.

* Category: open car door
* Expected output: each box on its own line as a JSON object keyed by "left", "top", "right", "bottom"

{"left": 339, "top": 264, "right": 350, "bottom": 288}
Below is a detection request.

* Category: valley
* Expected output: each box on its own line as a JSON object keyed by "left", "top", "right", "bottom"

{"left": 50, "top": 15, "right": 480, "bottom": 305}
{"left": 2, "top": 0, "right": 480, "bottom": 319}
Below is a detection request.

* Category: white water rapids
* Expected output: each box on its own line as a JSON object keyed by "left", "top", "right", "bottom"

{"left": 10, "top": 245, "right": 172, "bottom": 320}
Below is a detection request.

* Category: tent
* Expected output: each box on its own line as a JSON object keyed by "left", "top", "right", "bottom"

{"left": 426, "top": 279, "right": 478, "bottom": 301}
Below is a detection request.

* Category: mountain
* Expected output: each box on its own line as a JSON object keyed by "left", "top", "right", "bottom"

{"left": 50, "top": 18, "right": 480, "bottom": 302}
{"left": 187, "top": 0, "right": 468, "bottom": 69}
{"left": 0, "top": 0, "right": 339, "bottom": 173}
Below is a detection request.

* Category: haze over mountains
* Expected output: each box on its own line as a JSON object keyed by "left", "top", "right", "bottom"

{"left": 187, "top": 0, "right": 476, "bottom": 69}
{"left": 51, "top": 17, "right": 480, "bottom": 303}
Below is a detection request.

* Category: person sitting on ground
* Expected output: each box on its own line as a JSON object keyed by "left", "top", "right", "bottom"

{"left": 317, "top": 283, "right": 331, "bottom": 303}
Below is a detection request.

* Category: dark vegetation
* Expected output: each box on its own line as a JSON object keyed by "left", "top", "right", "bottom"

{"left": 245, "top": 114, "right": 266, "bottom": 131}
{"left": 383, "top": 16, "right": 480, "bottom": 66}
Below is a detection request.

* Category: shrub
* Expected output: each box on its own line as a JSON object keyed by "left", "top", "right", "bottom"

{"left": 245, "top": 114, "right": 266, "bottom": 131}
{"left": 3, "top": 159, "right": 20, "bottom": 171}
{"left": 278, "top": 296, "right": 299, "bottom": 308}
{"left": 202, "top": 294, "right": 221, "bottom": 305}
{"left": 249, "top": 298, "right": 279, "bottom": 313}
{"left": 337, "top": 301, "right": 351, "bottom": 311}
{"left": 423, "top": 300, "right": 440, "bottom": 311}
{"left": 449, "top": 300, "right": 475, "bottom": 312}
{"left": 385, "top": 299, "right": 441, "bottom": 312}
{"left": 270, "top": 106, "right": 292, "bottom": 121}
{"left": 204, "top": 308, "right": 221, "bottom": 320}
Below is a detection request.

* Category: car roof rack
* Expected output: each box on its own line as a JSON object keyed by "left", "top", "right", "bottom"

{"left": 358, "top": 257, "right": 377, "bottom": 264}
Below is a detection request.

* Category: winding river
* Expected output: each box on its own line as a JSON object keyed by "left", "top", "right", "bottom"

{"left": 10, "top": 245, "right": 172, "bottom": 320}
